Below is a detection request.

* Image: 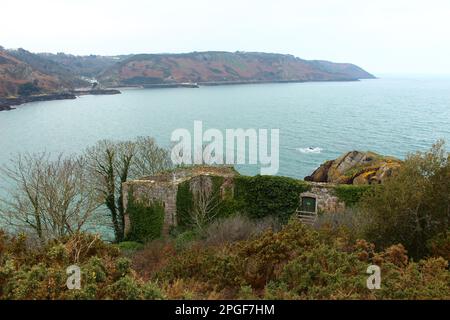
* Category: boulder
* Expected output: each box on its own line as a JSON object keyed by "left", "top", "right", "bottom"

{"left": 305, "top": 151, "right": 402, "bottom": 185}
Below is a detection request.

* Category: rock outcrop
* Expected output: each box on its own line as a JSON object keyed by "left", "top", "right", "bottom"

{"left": 305, "top": 151, "right": 402, "bottom": 185}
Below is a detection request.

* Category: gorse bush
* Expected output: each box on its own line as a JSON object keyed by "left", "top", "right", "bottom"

{"left": 1, "top": 219, "right": 449, "bottom": 300}
{"left": 0, "top": 231, "right": 163, "bottom": 300}
{"left": 153, "top": 219, "right": 450, "bottom": 299}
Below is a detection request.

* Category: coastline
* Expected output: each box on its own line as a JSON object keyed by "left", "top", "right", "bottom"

{"left": 0, "top": 78, "right": 375, "bottom": 111}
{"left": 0, "top": 89, "right": 121, "bottom": 111}
{"left": 111, "top": 77, "right": 375, "bottom": 90}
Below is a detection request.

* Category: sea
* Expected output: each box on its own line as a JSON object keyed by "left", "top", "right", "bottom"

{"left": 1, "top": 75, "right": 449, "bottom": 179}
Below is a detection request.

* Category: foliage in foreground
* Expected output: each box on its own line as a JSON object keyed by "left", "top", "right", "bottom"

{"left": 0, "top": 231, "right": 163, "bottom": 299}
{"left": 0, "top": 217, "right": 448, "bottom": 300}
{"left": 153, "top": 219, "right": 449, "bottom": 299}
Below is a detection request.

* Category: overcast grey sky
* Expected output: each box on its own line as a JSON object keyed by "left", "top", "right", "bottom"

{"left": 1, "top": 0, "right": 450, "bottom": 74}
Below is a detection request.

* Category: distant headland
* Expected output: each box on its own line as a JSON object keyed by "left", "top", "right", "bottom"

{"left": 0, "top": 46, "right": 375, "bottom": 110}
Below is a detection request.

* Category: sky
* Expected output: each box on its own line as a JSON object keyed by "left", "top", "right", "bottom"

{"left": 1, "top": 0, "right": 450, "bottom": 75}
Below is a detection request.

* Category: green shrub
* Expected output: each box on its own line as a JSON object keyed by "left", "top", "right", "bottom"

{"left": 361, "top": 141, "right": 450, "bottom": 259}
{"left": 106, "top": 275, "right": 142, "bottom": 300}
{"left": 0, "top": 232, "right": 151, "bottom": 300}
{"left": 174, "top": 230, "right": 199, "bottom": 251}
{"left": 142, "top": 281, "right": 165, "bottom": 299}
{"left": 277, "top": 244, "right": 369, "bottom": 299}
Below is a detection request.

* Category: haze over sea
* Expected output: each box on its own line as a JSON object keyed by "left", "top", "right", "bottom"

{"left": 1, "top": 75, "right": 449, "bottom": 179}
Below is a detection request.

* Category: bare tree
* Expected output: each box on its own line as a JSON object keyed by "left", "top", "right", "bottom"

{"left": 188, "top": 176, "right": 221, "bottom": 231}
{"left": 85, "top": 137, "right": 171, "bottom": 242}
{"left": 0, "top": 153, "right": 99, "bottom": 242}
{"left": 132, "top": 137, "right": 172, "bottom": 177}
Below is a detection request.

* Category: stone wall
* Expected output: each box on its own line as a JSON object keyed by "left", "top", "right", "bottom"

{"left": 303, "top": 182, "right": 346, "bottom": 214}
{"left": 122, "top": 180, "right": 178, "bottom": 235}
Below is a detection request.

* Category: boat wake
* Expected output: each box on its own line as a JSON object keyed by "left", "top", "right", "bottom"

{"left": 297, "top": 147, "right": 323, "bottom": 154}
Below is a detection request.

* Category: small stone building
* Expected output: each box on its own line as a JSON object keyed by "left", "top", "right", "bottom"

{"left": 122, "top": 166, "right": 346, "bottom": 235}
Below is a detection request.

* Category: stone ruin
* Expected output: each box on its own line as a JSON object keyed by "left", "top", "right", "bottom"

{"left": 122, "top": 166, "right": 346, "bottom": 235}
{"left": 122, "top": 166, "right": 237, "bottom": 235}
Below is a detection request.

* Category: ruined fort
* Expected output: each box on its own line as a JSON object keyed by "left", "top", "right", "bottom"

{"left": 122, "top": 165, "right": 347, "bottom": 236}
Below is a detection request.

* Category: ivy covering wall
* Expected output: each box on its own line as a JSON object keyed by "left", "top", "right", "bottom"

{"left": 233, "top": 175, "right": 310, "bottom": 221}
{"left": 126, "top": 192, "right": 165, "bottom": 242}
{"left": 332, "top": 184, "right": 372, "bottom": 206}
{"left": 175, "top": 174, "right": 310, "bottom": 226}
{"left": 176, "top": 176, "right": 235, "bottom": 228}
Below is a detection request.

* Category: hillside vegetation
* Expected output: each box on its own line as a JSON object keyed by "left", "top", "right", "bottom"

{"left": 0, "top": 48, "right": 62, "bottom": 97}
{"left": 98, "top": 51, "right": 375, "bottom": 86}
{"left": 0, "top": 47, "right": 374, "bottom": 98}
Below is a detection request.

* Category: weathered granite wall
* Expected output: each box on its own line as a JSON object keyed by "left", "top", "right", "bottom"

{"left": 122, "top": 180, "right": 178, "bottom": 235}
{"left": 303, "top": 182, "right": 346, "bottom": 214}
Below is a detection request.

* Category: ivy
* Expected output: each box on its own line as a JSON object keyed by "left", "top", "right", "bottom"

{"left": 234, "top": 175, "right": 310, "bottom": 221}
{"left": 175, "top": 180, "right": 194, "bottom": 228}
{"left": 126, "top": 192, "right": 165, "bottom": 243}
{"left": 176, "top": 175, "right": 237, "bottom": 228}
{"left": 333, "top": 185, "right": 372, "bottom": 206}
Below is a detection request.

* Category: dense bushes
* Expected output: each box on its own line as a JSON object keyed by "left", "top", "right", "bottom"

{"left": 360, "top": 141, "right": 450, "bottom": 259}
{"left": 1, "top": 217, "right": 449, "bottom": 300}
{"left": 0, "top": 231, "right": 164, "bottom": 299}
{"left": 152, "top": 218, "right": 450, "bottom": 299}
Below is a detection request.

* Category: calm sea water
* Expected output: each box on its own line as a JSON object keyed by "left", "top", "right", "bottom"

{"left": 1, "top": 75, "right": 450, "bottom": 179}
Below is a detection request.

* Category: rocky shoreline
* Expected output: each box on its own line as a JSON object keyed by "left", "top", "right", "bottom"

{"left": 0, "top": 93, "right": 76, "bottom": 111}
{"left": 0, "top": 89, "right": 121, "bottom": 111}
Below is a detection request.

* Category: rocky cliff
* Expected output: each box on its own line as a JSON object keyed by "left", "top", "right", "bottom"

{"left": 97, "top": 51, "right": 375, "bottom": 87}
{"left": 305, "top": 151, "right": 402, "bottom": 185}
